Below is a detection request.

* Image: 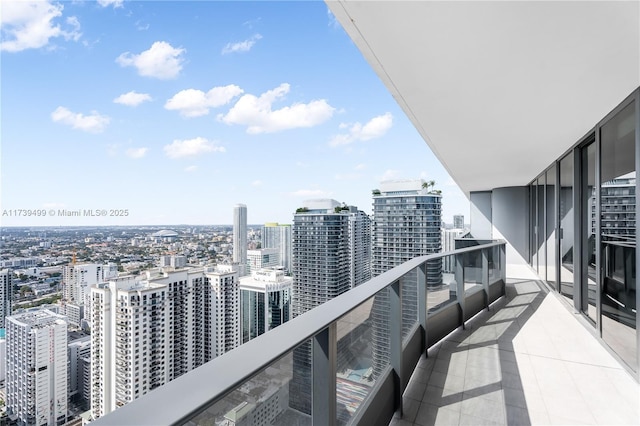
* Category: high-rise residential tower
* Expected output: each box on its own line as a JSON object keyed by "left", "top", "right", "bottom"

{"left": 453, "top": 214, "right": 465, "bottom": 229}
{"left": 0, "top": 269, "right": 12, "bottom": 328}
{"left": 262, "top": 223, "right": 293, "bottom": 274}
{"left": 90, "top": 266, "right": 239, "bottom": 419}
{"left": 233, "top": 204, "right": 248, "bottom": 271}
{"left": 6, "top": 309, "right": 68, "bottom": 426}
{"left": 289, "top": 199, "right": 371, "bottom": 414}
{"left": 371, "top": 179, "right": 442, "bottom": 378}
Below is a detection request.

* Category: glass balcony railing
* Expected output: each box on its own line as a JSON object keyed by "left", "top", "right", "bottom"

{"left": 92, "top": 240, "right": 506, "bottom": 426}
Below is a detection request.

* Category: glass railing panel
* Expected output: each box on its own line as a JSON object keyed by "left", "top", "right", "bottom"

{"left": 401, "top": 269, "right": 418, "bottom": 342}
{"left": 370, "top": 288, "right": 391, "bottom": 384}
{"left": 429, "top": 255, "right": 456, "bottom": 313}
{"left": 464, "top": 251, "right": 483, "bottom": 295}
{"left": 335, "top": 296, "right": 377, "bottom": 425}
{"left": 183, "top": 341, "right": 312, "bottom": 426}
{"left": 489, "top": 247, "right": 499, "bottom": 283}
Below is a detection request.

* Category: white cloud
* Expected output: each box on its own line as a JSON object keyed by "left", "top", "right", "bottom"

{"left": 355, "top": 163, "right": 366, "bottom": 171}
{"left": 330, "top": 112, "right": 393, "bottom": 146}
{"left": 51, "top": 106, "right": 110, "bottom": 133}
{"left": 251, "top": 180, "right": 263, "bottom": 187}
{"left": 116, "top": 41, "right": 185, "bottom": 79}
{"left": 221, "top": 33, "right": 262, "bottom": 54}
{"left": 1, "top": 1, "right": 82, "bottom": 52}
{"left": 243, "top": 18, "right": 261, "bottom": 29}
{"left": 113, "top": 91, "right": 152, "bottom": 107}
{"left": 380, "top": 169, "right": 401, "bottom": 181}
{"left": 185, "top": 165, "right": 198, "bottom": 172}
{"left": 125, "top": 147, "right": 148, "bottom": 159}
{"left": 163, "top": 137, "right": 225, "bottom": 159}
{"left": 289, "top": 189, "right": 332, "bottom": 198}
{"left": 97, "top": 0, "right": 124, "bottom": 8}
{"left": 218, "top": 83, "right": 334, "bottom": 134}
{"left": 135, "top": 20, "right": 149, "bottom": 31}
{"left": 165, "top": 85, "right": 243, "bottom": 117}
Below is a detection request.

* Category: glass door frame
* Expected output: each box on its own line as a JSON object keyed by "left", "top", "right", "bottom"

{"left": 575, "top": 133, "right": 599, "bottom": 327}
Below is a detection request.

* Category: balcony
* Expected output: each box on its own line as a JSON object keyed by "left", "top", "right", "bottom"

{"left": 91, "top": 241, "right": 638, "bottom": 425}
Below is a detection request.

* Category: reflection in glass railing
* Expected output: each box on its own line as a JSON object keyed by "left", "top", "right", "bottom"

{"left": 336, "top": 297, "right": 376, "bottom": 425}
{"left": 429, "top": 254, "right": 457, "bottom": 312}
{"left": 185, "top": 345, "right": 311, "bottom": 426}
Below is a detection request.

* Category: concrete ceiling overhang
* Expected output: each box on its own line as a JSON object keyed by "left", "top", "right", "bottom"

{"left": 326, "top": 1, "right": 640, "bottom": 195}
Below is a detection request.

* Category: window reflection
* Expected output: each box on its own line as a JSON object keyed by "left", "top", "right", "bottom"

{"left": 600, "top": 102, "right": 636, "bottom": 371}
{"left": 559, "top": 154, "right": 575, "bottom": 301}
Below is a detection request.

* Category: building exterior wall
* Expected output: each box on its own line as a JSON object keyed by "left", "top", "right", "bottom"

{"left": 234, "top": 204, "right": 248, "bottom": 267}
{"left": 262, "top": 223, "right": 293, "bottom": 274}
{"left": 239, "top": 269, "right": 292, "bottom": 344}
{"left": 0, "top": 269, "right": 12, "bottom": 329}
{"left": 470, "top": 191, "right": 493, "bottom": 240}
{"left": 290, "top": 200, "right": 370, "bottom": 414}
{"left": 371, "top": 180, "right": 442, "bottom": 378}
{"left": 6, "top": 310, "right": 68, "bottom": 426}
{"left": 90, "top": 267, "right": 240, "bottom": 420}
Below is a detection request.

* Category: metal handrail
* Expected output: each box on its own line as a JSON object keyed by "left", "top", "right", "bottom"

{"left": 92, "top": 240, "right": 506, "bottom": 426}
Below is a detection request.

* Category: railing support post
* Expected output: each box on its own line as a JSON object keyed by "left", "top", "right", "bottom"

{"left": 390, "top": 279, "right": 403, "bottom": 416}
{"left": 417, "top": 264, "right": 427, "bottom": 357}
{"left": 500, "top": 244, "right": 507, "bottom": 285}
{"left": 482, "top": 248, "right": 490, "bottom": 310}
{"left": 312, "top": 324, "right": 337, "bottom": 426}
{"left": 455, "top": 253, "right": 465, "bottom": 328}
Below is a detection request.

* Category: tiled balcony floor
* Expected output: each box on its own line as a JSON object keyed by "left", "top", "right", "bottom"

{"left": 391, "top": 279, "right": 640, "bottom": 425}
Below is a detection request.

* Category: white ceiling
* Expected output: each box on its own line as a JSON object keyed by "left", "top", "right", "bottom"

{"left": 327, "top": 1, "right": 640, "bottom": 195}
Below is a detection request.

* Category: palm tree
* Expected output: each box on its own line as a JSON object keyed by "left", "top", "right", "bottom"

{"left": 422, "top": 180, "right": 436, "bottom": 192}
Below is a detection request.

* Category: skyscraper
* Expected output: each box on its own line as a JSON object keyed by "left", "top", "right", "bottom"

{"left": 289, "top": 199, "right": 371, "bottom": 414}
{"left": 371, "top": 179, "right": 442, "bottom": 377}
{"left": 0, "top": 269, "right": 12, "bottom": 328}
{"left": 90, "top": 266, "right": 239, "bottom": 419}
{"left": 453, "top": 214, "right": 465, "bottom": 229}
{"left": 239, "top": 268, "right": 292, "bottom": 344}
{"left": 262, "top": 223, "right": 293, "bottom": 274}
{"left": 6, "top": 309, "right": 68, "bottom": 426}
{"left": 233, "top": 204, "right": 248, "bottom": 271}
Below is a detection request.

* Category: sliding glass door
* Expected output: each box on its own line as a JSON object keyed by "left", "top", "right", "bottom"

{"left": 600, "top": 101, "right": 636, "bottom": 371}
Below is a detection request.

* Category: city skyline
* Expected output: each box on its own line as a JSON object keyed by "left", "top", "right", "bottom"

{"left": 1, "top": 1, "right": 470, "bottom": 227}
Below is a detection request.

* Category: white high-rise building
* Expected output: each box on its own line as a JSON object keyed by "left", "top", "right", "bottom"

{"left": 246, "top": 248, "right": 280, "bottom": 275}
{"left": 233, "top": 204, "right": 248, "bottom": 267}
{"left": 63, "top": 263, "right": 117, "bottom": 305}
{"left": 442, "top": 228, "right": 465, "bottom": 273}
{"left": 262, "top": 223, "right": 293, "bottom": 274}
{"left": 6, "top": 309, "right": 68, "bottom": 426}
{"left": 240, "top": 268, "right": 292, "bottom": 344}
{"left": 90, "top": 266, "right": 239, "bottom": 419}
{"left": 453, "top": 214, "right": 465, "bottom": 229}
{"left": 90, "top": 277, "right": 167, "bottom": 419}
{"left": 208, "top": 268, "right": 241, "bottom": 357}
{"left": 0, "top": 269, "right": 12, "bottom": 328}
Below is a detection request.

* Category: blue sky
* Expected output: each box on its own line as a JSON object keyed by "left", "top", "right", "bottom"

{"left": 1, "top": 0, "right": 470, "bottom": 226}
